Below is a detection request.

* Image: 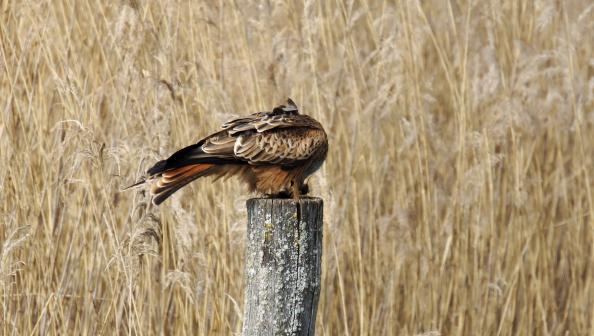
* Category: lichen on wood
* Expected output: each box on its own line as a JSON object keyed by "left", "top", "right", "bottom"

{"left": 242, "top": 197, "right": 323, "bottom": 336}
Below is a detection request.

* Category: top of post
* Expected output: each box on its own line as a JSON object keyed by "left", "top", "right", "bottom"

{"left": 246, "top": 197, "right": 323, "bottom": 207}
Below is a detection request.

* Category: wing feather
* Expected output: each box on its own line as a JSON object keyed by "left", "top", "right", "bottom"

{"left": 159, "top": 99, "right": 326, "bottom": 169}
{"left": 201, "top": 132, "right": 236, "bottom": 154}
{"left": 226, "top": 113, "right": 309, "bottom": 135}
{"left": 234, "top": 128, "right": 326, "bottom": 165}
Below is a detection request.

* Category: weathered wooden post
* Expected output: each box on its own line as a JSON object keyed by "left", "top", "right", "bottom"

{"left": 242, "top": 198, "right": 323, "bottom": 336}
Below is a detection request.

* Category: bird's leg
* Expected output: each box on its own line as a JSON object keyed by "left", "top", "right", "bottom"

{"left": 290, "top": 180, "right": 306, "bottom": 199}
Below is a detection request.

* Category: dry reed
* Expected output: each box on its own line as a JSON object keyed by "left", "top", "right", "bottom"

{"left": 1, "top": 0, "right": 593, "bottom": 335}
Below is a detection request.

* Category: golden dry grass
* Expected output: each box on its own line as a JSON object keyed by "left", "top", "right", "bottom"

{"left": 1, "top": 0, "right": 594, "bottom": 335}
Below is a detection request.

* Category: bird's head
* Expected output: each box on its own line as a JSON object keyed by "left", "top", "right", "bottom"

{"left": 272, "top": 98, "right": 299, "bottom": 115}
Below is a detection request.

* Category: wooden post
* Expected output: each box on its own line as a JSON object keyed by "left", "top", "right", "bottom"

{"left": 242, "top": 198, "right": 323, "bottom": 336}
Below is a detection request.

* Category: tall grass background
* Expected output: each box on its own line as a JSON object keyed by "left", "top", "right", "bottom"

{"left": 1, "top": 0, "right": 593, "bottom": 334}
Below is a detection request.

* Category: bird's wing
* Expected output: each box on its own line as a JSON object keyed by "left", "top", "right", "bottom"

{"left": 223, "top": 113, "right": 300, "bottom": 134}
{"left": 232, "top": 127, "right": 327, "bottom": 166}
{"left": 207, "top": 99, "right": 326, "bottom": 166}
{"left": 203, "top": 119, "right": 325, "bottom": 166}
{"left": 221, "top": 98, "right": 304, "bottom": 135}
{"left": 149, "top": 100, "right": 324, "bottom": 173}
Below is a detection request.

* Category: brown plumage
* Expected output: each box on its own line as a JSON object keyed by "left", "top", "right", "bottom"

{"left": 140, "top": 99, "right": 328, "bottom": 205}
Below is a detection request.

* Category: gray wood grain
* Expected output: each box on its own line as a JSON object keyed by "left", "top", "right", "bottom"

{"left": 242, "top": 198, "right": 323, "bottom": 336}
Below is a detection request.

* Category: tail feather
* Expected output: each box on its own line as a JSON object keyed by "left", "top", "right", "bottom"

{"left": 160, "top": 164, "right": 199, "bottom": 183}
{"left": 121, "top": 178, "right": 147, "bottom": 191}
{"left": 144, "top": 135, "right": 238, "bottom": 205}
{"left": 147, "top": 160, "right": 168, "bottom": 176}
{"left": 151, "top": 163, "right": 214, "bottom": 205}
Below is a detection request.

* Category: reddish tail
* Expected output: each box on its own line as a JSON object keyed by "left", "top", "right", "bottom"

{"left": 151, "top": 163, "right": 214, "bottom": 205}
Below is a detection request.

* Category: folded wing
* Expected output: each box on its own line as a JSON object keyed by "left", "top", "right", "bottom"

{"left": 232, "top": 128, "right": 326, "bottom": 166}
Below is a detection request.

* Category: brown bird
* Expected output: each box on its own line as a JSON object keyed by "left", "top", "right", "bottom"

{"left": 136, "top": 99, "right": 328, "bottom": 205}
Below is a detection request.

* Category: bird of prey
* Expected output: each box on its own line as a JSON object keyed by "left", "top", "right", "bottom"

{"left": 135, "top": 99, "right": 328, "bottom": 205}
